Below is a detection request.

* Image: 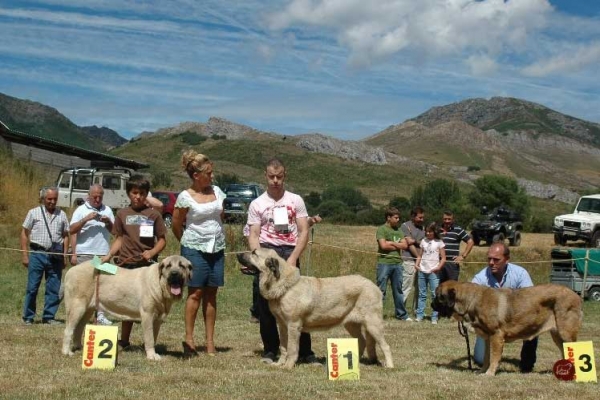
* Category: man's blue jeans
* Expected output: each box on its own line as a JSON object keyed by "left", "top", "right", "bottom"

{"left": 376, "top": 263, "right": 407, "bottom": 320}
{"left": 416, "top": 271, "right": 439, "bottom": 321}
{"left": 22, "top": 251, "right": 63, "bottom": 321}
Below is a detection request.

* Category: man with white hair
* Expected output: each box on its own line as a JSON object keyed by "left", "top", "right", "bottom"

{"left": 69, "top": 184, "right": 115, "bottom": 325}
{"left": 20, "top": 187, "right": 69, "bottom": 325}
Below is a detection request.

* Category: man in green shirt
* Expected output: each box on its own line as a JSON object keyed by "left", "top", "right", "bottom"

{"left": 376, "top": 207, "right": 416, "bottom": 321}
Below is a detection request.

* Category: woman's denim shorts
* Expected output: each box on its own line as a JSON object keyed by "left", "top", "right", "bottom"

{"left": 180, "top": 246, "right": 225, "bottom": 288}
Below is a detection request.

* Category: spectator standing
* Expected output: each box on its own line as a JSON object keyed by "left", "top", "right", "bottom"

{"left": 376, "top": 207, "right": 415, "bottom": 321}
{"left": 400, "top": 206, "right": 426, "bottom": 315}
{"left": 439, "top": 210, "right": 474, "bottom": 283}
{"left": 101, "top": 176, "right": 167, "bottom": 348}
{"left": 69, "top": 184, "right": 115, "bottom": 325}
{"left": 20, "top": 187, "right": 69, "bottom": 325}
{"left": 414, "top": 222, "right": 445, "bottom": 324}
{"left": 244, "top": 158, "right": 318, "bottom": 364}
{"left": 472, "top": 242, "right": 538, "bottom": 373}
{"left": 172, "top": 151, "right": 226, "bottom": 357}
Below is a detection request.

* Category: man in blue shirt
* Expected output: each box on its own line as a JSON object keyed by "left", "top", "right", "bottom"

{"left": 472, "top": 242, "right": 538, "bottom": 373}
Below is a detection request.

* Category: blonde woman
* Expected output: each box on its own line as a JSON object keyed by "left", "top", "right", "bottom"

{"left": 172, "top": 150, "right": 226, "bottom": 357}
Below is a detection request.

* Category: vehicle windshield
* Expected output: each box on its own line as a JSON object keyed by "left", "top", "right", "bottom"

{"left": 576, "top": 198, "right": 600, "bottom": 213}
{"left": 225, "top": 186, "right": 253, "bottom": 198}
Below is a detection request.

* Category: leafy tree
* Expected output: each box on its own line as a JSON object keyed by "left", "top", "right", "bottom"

{"left": 305, "top": 191, "right": 322, "bottom": 210}
{"left": 316, "top": 200, "right": 349, "bottom": 219}
{"left": 468, "top": 175, "right": 530, "bottom": 217}
{"left": 215, "top": 173, "right": 240, "bottom": 188}
{"left": 178, "top": 131, "right": 206, "bottom": 145}
{"left": 356, "top": 207, "right": 385, "bottom": 226}
{"left": 151, "top": 171, "right": 172, "bottom": 189}
{"left": 388, "top": 196, "right": 411, "bottom": 216}
{"left": 321, "top": 186, "right": 371, "bottom": 213}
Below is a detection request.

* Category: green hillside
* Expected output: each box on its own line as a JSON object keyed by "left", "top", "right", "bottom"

{"left": 0, "top": 93, "right": 107, "bottom": 151}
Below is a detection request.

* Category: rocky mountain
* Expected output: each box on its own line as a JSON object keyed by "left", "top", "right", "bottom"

{"left": 359, "top": 98, "right": 600, "bottom": 197}
{"left": 135, "top": 117, "right": 273, "bottom": 141}
{"left": 0, "top": 92, "right": 122, "bottom": 151}
{"left": 3, "top": 91, "right": 598, "bottom": 204}
{"left": 409, "top": 97, "right": 600, "bottom": 146}
{"left": 81, "top": 125, "right": 127, "bottom": 148}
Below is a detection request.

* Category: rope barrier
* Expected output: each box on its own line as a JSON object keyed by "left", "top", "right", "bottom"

{"left": 2, "top": 243, "right": 598, "bottom": 266}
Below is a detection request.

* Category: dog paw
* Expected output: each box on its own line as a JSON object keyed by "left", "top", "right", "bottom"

{"left": 146, "top": 353, "right": 162, "bottom": 361}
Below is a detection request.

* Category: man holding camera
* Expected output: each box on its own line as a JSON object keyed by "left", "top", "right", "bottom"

{"left": 20, "top": 187, "right": 69, "bottom": 325}
{"left": 69, "top": 184, "right": 115, "bottom": 325}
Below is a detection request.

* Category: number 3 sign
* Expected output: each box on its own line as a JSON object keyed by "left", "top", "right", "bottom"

{"left": 562, "top": 341, "right": 597, "bottom": 383}
{"left": 81, "top": 325, "right": 119, "bottom": 370}
{"left": 327, "top": 338, "right": 360, "bottom": 380}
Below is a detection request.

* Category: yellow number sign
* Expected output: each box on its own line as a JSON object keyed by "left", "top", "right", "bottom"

{"left": 563, "top": 341, "right": 597, "bottom": 383}
{"left": 81, "top": 325, "right": 119, "bottom": 370}
{"left": 327, "top": 338, "right": 360, "bottom": 380}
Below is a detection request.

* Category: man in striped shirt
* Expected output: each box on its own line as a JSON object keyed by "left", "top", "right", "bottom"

{"left": 439, "top": 210, "right": 474, "bottom": 283}
{"left": 20, "top": 187, "right": 69, "bottom": 325}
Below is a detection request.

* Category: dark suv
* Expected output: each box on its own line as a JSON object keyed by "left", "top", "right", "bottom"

{"left": 470, "top": 206, "right": 523, "bottom": 247}
{"left": 152, "top": 191, "right": 180, "bottom": 228}
{"left": 223, "top": 183, "right": 263, "bottom": 223}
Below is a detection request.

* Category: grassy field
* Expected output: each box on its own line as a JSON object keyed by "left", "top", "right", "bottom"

{"left": 1, "top": 225, "right": 599, "bottom": 400}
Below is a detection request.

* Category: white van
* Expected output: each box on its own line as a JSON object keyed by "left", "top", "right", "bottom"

{"left": 55, "top": 167, "right": 132, "bottom": 210}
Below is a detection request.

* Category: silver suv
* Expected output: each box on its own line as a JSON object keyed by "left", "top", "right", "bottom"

{"left": 553, "top": 194, "right": 600, "bottom": 247}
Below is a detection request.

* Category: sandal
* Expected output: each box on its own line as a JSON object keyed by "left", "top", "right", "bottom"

{"left": 182, "top": 341, "right": 199, "bottom": 358}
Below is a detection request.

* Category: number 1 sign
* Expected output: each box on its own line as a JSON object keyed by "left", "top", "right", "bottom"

{"left": 327, "top": 338, "right": 360, "bottom": 380}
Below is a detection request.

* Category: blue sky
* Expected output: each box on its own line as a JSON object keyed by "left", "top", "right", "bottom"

{"left": 1, "top": 1, "right": 599, "bottom": 140}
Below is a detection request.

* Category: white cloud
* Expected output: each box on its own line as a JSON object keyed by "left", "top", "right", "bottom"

{"left": 521, "top": 42, "right": 600, "bottom": 76}
{"left": 268, "top": 0, "right": 553, "bottom": 68}
{"left": 466, "top": 54, "right": 498, "bottom": 76}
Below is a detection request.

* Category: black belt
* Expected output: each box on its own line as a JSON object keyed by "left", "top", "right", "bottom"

{"left": 30, "top": 243, "right": 48, "bottom": 252}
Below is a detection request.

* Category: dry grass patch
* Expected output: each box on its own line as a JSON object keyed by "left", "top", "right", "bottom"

{"left": 1, "top": 226, "right": 599, "bottom": 399}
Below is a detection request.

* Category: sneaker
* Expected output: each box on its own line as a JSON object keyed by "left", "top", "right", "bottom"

{"left": 431, "top": 320, "right": 438, "bottom": 325}
{"left": 42, "top": 319, "right": 63, "bottom": 325}
{"left": 260, "top": 352, "right": 277, "bottom": 364}
{"left": 404, "top": 317, "right": 413, "bottom": 322}
{"left": 23, "top": 319, "right": 34, "bottom": 326}
{"left": 96, "top": 313, "right": 112, "bottom": 326}
{"left": 415, "top": 318, "right": 423, "bottom": 322}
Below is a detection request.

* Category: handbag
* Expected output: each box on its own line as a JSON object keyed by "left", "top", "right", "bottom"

{"left": 40, "top": 206, "right": 63, "bottom": 261}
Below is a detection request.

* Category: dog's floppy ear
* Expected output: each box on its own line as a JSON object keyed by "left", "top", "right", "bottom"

{"left": 265, "top": 257, "right": 280, "bottom": 280}
{"left": 447, "top": 288, "right": 456, "bottom": 308}
{"left": 158, "top": 258, "right": 169, "bottom": 278}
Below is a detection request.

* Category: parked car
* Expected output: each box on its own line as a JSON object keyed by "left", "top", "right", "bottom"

{"left": 223, "top": 183, "right": 263, "bottom": 223}
{"left": 553, "top": 194, "right": 600, "bottom": 247}
{"left": 151, "top": 191, "right": 180, "bottom": 228}
{"left": 55, "top": 167, "right": 132, "bottom": 210}
{"left": 470, "top": 206, "right": 523, "bottom": 246}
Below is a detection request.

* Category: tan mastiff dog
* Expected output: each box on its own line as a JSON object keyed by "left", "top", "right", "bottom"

{"left": 237, "top": 248, "right": 394, "bottom": 369}
{"left": 61, "top": 255, "right": 192, "bottom": 360}
{"left": 432, "top": 281, "right": 583, "bottom": 375}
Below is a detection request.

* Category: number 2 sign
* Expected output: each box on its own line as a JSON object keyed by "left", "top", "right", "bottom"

{"left": 81, "top": 325, "right": 119, "bottom": 370}
{"left": 327, "top": 338, "right": 360, "bottom": 380}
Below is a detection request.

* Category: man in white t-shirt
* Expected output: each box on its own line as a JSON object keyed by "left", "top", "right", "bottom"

{"left": 69, "top": 184, "right": 115, "bottom": 325}
{"left": 244, "top": 158, "right": 318, "bottom": 365}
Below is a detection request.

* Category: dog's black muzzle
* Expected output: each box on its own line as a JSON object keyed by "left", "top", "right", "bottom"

{"left": 431, "top": 295, "right": 454, "bottom": 318}
{"left": 167, "top": 270, "right": 186, "bottom": 287}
